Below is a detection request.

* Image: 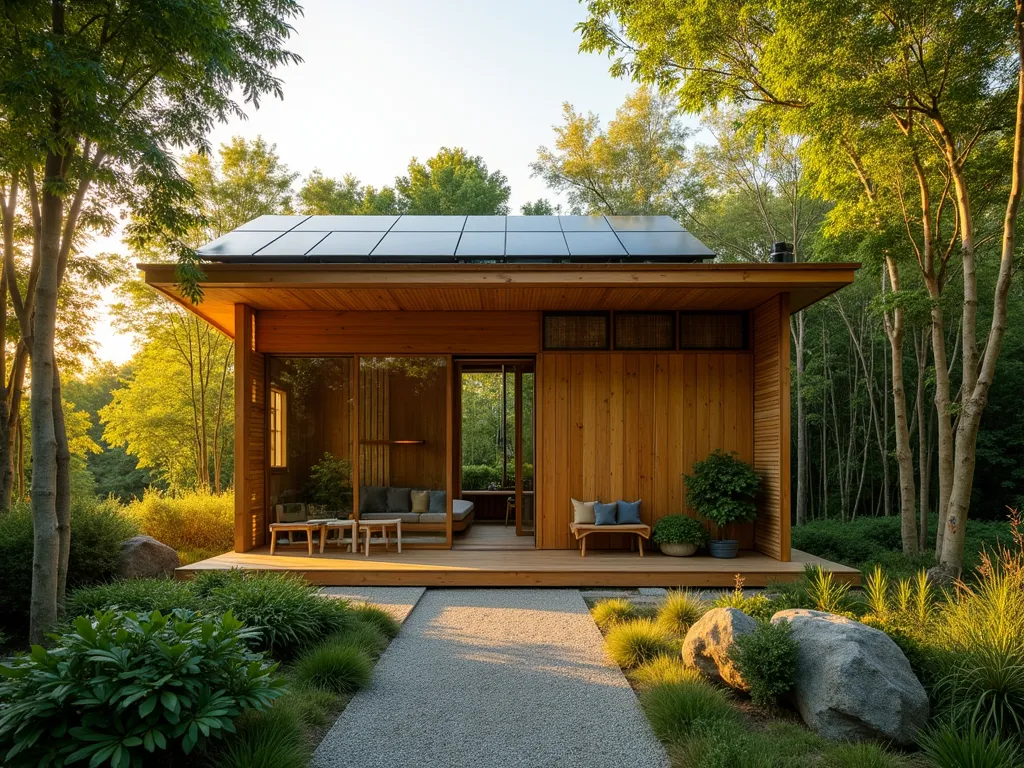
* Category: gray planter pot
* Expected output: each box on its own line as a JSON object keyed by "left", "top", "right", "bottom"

{"left": 709, "top": 539, "right": 739, "bottom": 558}
{"left": 659, "top": 542, "right": 698, "bottom": 557}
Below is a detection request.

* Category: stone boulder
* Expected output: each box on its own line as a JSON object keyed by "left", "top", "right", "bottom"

{"left": 771, "top": 609, "right": 928, "bottom": 745}
{"left": 117, "top": 536, "right": 180, "bottom": 580}
{"left": 681, "top": 607, "right": 758, "bottom": 689}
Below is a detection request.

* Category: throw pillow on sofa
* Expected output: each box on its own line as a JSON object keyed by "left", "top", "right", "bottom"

{"left": 617, "top": 499, "right": 642, "bottom": 525}
{"left": 571, "top": 498, "right": 596, "bottom": 524}
{"left": 429, "top": 490, "right": 446, "bottom": 514}
{"left": 594, "top": 501, "right": 618, "bottom": 526}
{"left": 387, "top": 487, "right": 412, "bottom": 514}
{"left": 359, "top": 486, "right": 386, "bottom": 515}
{"left": 410, "top": 490, "right": 430, "bottom": 514}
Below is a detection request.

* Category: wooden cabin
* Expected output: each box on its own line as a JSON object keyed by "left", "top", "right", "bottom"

{"left": 142, "top": 214, "right": 859, "bottom": 586}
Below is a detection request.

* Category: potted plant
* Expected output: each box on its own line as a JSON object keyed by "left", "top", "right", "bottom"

{"left": 306, "top": 452, "right": 353, "bottom": 518}
{"left": 684, "top": 449, "right": 760, "bottom": 558}
{"left": 652, "top": 515, "right": 708, "bottom": 557}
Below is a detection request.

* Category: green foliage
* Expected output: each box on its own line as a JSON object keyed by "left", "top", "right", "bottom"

{"left": 123, "top": 489, "right": 234, "bottom": 557}
{"left": 331, "top": 621, "right": 389, "bottom": 660}
{"left": 918, "top": 726, "right": 1020, "bottom": 768}
{"left": 397, "top": 147, "right": 510, "bottom": 215}
{"left": 0, "top": 498, "right": 138, "bottom": 638}
{"left": 604, "top": 618, "right": 674, "bottom": 669}
{"left": 460, "top": 464, "right": 502, "bottom": 491}
{"left": 729, "top": 621, "right": 797, "bottom": 707}
{"left": 591, "top": 598, "right": 638, "bottom": 630}
{"left": 630, "top": 656, "right": 704, "bottom": 689}
{"left": 198, "top": 571, "right": 351, "bottom": 660}
{"left": 306, "top": 453, "right": 353, "bottom": 512}
{"left": 821, "top": 742, "right": 907, "bottom": 768}
{"left": 652, "top": 514, "right": 709, "bottom": 547}
{"left": 521, "top": 199, "right": 561, "bottom": 215}
{"left": 0, "top": 609, "right": 283, "bottom": 767}
{"left": 656, "top": 590, "right": 706, "bottom": 637}
{"left": 209, "top": 701, "right": 307, "bottom": 768}
{"left": 66, "top": 578, "right": 200, "bottom": 618}
{"left": 804, "top": 566, "right": 851, "bottom": 614}
{"left": 293, "top": 638, "right": 373, "bottom": 695}
{"left": 711, "top": 578, "right": 780, "bottom": 623}
{"left": 684, "top": 450, "right": 760, "bottom": 532}
{"left": 349, "top": 603, "right": 401, "bottom": 641}
{"left": 640, "top": 680, "right": 737, "bottom": 746}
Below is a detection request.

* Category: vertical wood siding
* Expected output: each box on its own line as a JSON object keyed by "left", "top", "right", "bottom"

{"left": 234, "top": 305, "right": 266, "bottom": 552}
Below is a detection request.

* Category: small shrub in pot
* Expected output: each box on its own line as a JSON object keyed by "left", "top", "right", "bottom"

{"left": 652, "top": 515, "right": 708, "bottom": 557}
{"left": 684, "top": 450, "right": 760, "bottom": 558}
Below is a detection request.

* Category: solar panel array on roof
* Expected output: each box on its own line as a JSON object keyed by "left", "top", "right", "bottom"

{"left": 196, "top": 215, "right": 715, "bottom": 263}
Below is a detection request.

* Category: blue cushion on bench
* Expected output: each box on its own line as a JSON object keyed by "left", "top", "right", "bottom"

{"left": 594, "top": 501, "right": 618, "bottom": 525}
{"left": 617, "top": 499, "right": 642, "bottom": 525}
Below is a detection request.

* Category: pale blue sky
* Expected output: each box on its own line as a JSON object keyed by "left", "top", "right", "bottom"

{"left": 95, "top": 0, "right": 692, "bottom": 363}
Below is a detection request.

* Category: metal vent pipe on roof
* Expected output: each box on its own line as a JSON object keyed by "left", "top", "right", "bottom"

{"left": 770, "top": 242, "right": 795, "bottom": 263}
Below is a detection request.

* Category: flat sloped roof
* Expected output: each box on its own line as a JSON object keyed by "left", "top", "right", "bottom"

{"left": 197, "top": 214, "right": 716, "bottom": 263}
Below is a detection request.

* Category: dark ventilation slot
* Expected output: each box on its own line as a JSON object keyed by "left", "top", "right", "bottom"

{"left": 614, "top": 312, "right": 676, "bottom": 350}
{"left": 543, "top": 312, "right": 610, "bottom": 350}
{"left": 679, "top": 312, "right": 748, "bottom": 350}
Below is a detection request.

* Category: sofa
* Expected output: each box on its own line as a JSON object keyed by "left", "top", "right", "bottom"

{"left": 358, "top": 486, "right": 475, "bottom": 529}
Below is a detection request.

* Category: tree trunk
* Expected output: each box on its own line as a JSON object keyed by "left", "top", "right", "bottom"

{"left": 926, "top": 279, "right": 954, "bottom": 556}
{"left": 53, "top": 359, "right": 72, "bottom": 614}
{"left": 915, "top": 328, "right": 931, "bottom": 551}
{"left": 2, "top": 345, "right": 29, "bottom": 510}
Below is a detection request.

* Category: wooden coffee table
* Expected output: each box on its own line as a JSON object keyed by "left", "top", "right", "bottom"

{"left": 269, "top": 520, "right": 330, "bottom": 555}
{"left": 360, "top": 518, "right": 402, "bottom": 556}
{"left": 321, "top": 519, "right": 358, "bottom": 553}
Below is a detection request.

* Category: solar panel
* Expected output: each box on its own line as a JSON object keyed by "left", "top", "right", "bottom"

{"left": 464, "top": 215, "right": 506, "bottom": 232}
{"left": 372, "top": 231, "right": 460, "bottom": 259}
{"left": 564, "top": 231, "right": 627, "bottom": 259}
{"left": 295, "top": 215, "right": 398, "bottom": 231}
{"left": 506, "top": 215, "right": 561, "bottom": 232}
{"left": 456, "top": 232, "right": 505, "bottom": 258}
{"left": 306, "top": 231, "right": 385, "bottom": 259}
{"left": 617, "top": 231, "right": 715, "bottom": 259}
{"left": 606, "top": 215, "right": 683, "bottom": 232}
{"left": 391, "top": 215, "right": 466, "bottom": 232}
{"left": 506, "top": 231, "right": 569, "bottom": 257}
{"left": 255, "top": 231, "right": 329, "bottom": 259}
{"left": 235, "top": 215, "right": 309, "bottom": 231}
{"left": 198, "top": 231, "right": 283, "bottom": 258}
{"left": 559, "top": 215, "right": 611, "bottom": 232}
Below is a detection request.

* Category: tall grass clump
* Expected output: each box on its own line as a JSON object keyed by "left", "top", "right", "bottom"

{"left": 331, "top": 620, "right": 389, "bottom": 659}
{"left": 640, "top": 680, "right": 737, "bottom": 746}
{"left": 605, "top": 618, "right": 674, "bottom": 669}
{"left": 65, "top": 577, "right": 199, "bottom": 617}
{"left": 918, "top": 726, "right": 1020, "bottom": 768}
{"left": 294, "top": 637, "right": 373, "bottom": 694}
{"left": 822, "top": 741, "right": 908, "bottom": 768}
{"left": 210, "top": 699, "right": 308, "bottom": 768}
{"left": 349, "top": 602, "right": 401, "bottom": 640}
{"left": 591, "top": 597, "right": 637, "bottom": 630}
{"left": 125, "top": 488, "right": 234, "bottom": 559}
{"left": 805, "top": 565, "right": 851, "bottom": 614}
{"left": 711, "top": 575, "right": 776, "bottom": 622}
{"left": 630, "top": 655, "right": 704, "bottom": 689}
{"left": 655, "top": 590, "right": 705, "bottom": 637}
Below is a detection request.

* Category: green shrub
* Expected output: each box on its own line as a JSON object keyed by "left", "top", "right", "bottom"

{"left": 66, "top": 578, "right": 200, "bottom": 617}
{"left": 684, "top": 449, "right": 760, "bottom": 532}
{"left": 711, "top": 580, "right": 779, "bottom": 623}
{"left": 201, "top": 571, "right": 351, "bottom": 659}
{"left": 0, "top": 609, "right": 283, "bottom": 768}
{"left": 0, "top": 498, "right": 137, "bottom": 637}
{"left": 460, "top": 464, "right": 502, "bottom": 490}
{"left": 656, "top": 590, "right": 706, "bottom": 637}
{"left": 605, "top": 618, "right": 674, "bottom": 669}
{"left": 294, "top": 638, "right": 373, "bottom": 694}
{"left": 332, "top": 620, "right": 389, "bottom": 659}
{"left": 652, "top": 515, "right": 709, "bottom": 547}
{"left": 673, "top": 720, "right": 827, "bottom": 768}
{"left": 274, "top": 687, "right": 339, "bottom": 730}
{"left": 349, "top": 602, "right": 400, "bottom": 640}
{"left": 822, "top": 741, "right": 906, "bottom": 768}
{"left": 630, "top": 655, "right": 704, "bottom": 689}
{"left": 125, "top": 488, "right": 234, "bottom": 555}
{"left": 211, "top": 698, "right": 307, "bottom": 768}
{"left": 591, "top": 597, "right": 637, "bottom": 630}
{"left": 918, "top": 726, "right": 1020, "bottom": 768}
{"left": 729, "top": 620, "right": 798, "bottom": 707}
{"left": 640, "top": 680, "right": 737, "bottom": 745}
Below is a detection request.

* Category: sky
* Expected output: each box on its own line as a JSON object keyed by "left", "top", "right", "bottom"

{"left": 92, "top": 0, "right": 688, "bottom": 365}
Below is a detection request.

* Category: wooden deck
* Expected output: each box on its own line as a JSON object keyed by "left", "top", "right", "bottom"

{"left": 176, "top": 547, "right": 860, "bottom": 588}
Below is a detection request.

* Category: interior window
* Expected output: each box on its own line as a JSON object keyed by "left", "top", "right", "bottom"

{"left": 270, "top": 387, "right": 287, "bottom": 468}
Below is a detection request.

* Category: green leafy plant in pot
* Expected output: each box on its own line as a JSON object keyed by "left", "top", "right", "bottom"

{"left": 684, "top": 449, "right": 760, "bottom": 558}
{"left": 652, "top": 514, "right": 708, "bottom": 556}
{"left": 307, "top": 452, "right": 353, "bottom": 517}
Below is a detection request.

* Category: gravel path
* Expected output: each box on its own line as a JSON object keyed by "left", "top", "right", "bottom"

{"left": 311, "top": 588, "right": 669, "bottom": 768}
{"left": 319, "top": 587, "right": 425, "bottom": 623}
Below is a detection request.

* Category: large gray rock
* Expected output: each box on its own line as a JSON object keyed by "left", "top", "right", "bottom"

{"left": 117, "top": 536, "right": 180, "bottom": 579}
{"left": 771, "top": 609, "right": 928, "bottom": 745}
{"left": 681, "top": 607, "right": 758, "bottom": 689}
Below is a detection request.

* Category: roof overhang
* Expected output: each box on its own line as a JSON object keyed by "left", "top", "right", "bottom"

{"left": 140, "top": 262, "right": 859, "bottom": 339}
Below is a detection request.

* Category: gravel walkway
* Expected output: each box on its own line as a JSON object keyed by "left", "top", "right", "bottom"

{"left": 319, "top": 587, "right": 425, "bottom": 623}
{"left": 311, "top": 588, "right": 669, "bottom": 768}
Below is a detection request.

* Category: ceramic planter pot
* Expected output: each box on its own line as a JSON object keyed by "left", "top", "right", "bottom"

{"left": 659, "top": 542, "right": 698, "bottom": 557}
{"left": 709, "top": 539, "right": 739, "bottom": 558}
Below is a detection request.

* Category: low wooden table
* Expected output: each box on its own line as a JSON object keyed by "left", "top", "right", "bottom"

{"left": 321, "top": 519, "right": 358, "bottom": 554}
{"left": 269, "top": 520, "right": 330, "bottom": 556}
{"left": 569, "top": 522, "right": 651, "bottom": 557}
{"left": 360, "top": 518, "right": 403, "bottom": 556}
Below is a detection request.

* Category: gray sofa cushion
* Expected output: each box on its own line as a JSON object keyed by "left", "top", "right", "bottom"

{"left": 429, "top": 490, "right": 446, "bottom": 514}
{"left": 387, "top": 487, "right": 412, "bottom": 513}
{"left": 359, "top": 486, "right": 386, "bottom": 515}
{"left": 420, "top": 500, "right": 474, "bottom": 525}
{"left": 360, "top": 511, "right": 420, "bottom": 524}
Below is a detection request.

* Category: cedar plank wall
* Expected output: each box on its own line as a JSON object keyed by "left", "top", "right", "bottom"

{"left": 751, "top": 294, "right": 792, "bottom": 561}
{"left": 535, "top": 352, "right": 754, "bottom": 551}
{"left": 234, "top": 305, "right": 266, "bottom": 552}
